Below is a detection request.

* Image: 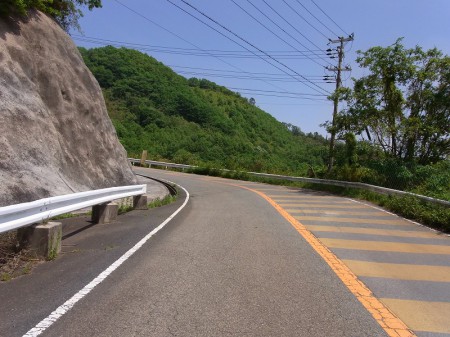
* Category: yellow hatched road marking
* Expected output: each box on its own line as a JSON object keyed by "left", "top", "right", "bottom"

{"left": 343, "top": 260, "right": 450, "bottom": 282}
{"left": 305, "top": 225, "right": 446, "bottom": 239}
{"left": 294, "top": 209, "right": 392, "bottom": 216}
{"left": 320, "top": 238, "right": 450, "bottom": 255}
{"left": 267, "top": 194, "right": 345, "bottom": 199}
{"left": 226, "top": 183, "right": 416, "bottom": 337}
{"left": 276, "top": 203, "right": 368, "bottom": 209}
{"left": 295, "top": 216, "right": 407, "bottom": 225}
{"left": 254, "top": 188, "right": 295, "bottom": 192}
{"left": 269, "top": 196, "right": 352, "bottom": 203}
{"left": 380, "top": 299, "right": 450, "bottom": 334}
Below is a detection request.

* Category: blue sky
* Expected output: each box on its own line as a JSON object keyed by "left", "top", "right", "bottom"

{"left": 72, "top": 0, "right": 450, "bottom": 135}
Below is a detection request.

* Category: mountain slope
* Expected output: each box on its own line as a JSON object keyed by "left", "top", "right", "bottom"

{"left": 80, "top": 46, "right": 327, "bottom": 174}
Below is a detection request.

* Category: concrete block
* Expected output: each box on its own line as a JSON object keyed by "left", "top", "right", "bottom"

{"left": 133, "top": 195, "right": 148, "bottom": 210}
{"left": 17, "top": 222, "right": 62, "bottom": 259}
{"left": 92, "top": 202, "right": 118, "bottom": 224}
{"left": 140, "top": 150, "right": 147, "bottom": 166}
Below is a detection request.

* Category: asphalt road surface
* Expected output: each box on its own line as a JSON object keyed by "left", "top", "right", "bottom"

{"left": 1, "top": 167, "right": 449, "bottom": 337}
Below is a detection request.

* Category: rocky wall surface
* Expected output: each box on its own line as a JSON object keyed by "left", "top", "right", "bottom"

{"left": 0, "top": 11, "right": 136, "bottom": 206}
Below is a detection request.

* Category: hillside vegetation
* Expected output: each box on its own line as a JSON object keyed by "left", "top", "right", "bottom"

{"left": 80, "top": 46, "right": 328, "bottom": 175}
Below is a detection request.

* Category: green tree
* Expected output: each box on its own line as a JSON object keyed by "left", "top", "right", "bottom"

{"left": 336, "top": 39, "right": 449, "bottom": 164}
{"left": 0, "top": 0, "right": 102, "bottom": 31}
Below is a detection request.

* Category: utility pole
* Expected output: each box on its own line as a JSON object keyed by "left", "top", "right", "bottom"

{"left": 326, "top": 34, "right": 354, "bottom": 172}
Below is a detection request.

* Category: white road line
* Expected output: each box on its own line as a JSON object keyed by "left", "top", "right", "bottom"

{"left": 346, "top": 197, "right": 450, "bottom": 236}
{"left": 23, "top": 182, "right": 190, "bottom": 337}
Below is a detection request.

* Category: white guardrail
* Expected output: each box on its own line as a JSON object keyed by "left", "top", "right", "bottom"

{"left": 0, "top": 184, "right": 147, "bottom": 234}
{"left": 130, "top": 158, "right": 450, "bottom": 208}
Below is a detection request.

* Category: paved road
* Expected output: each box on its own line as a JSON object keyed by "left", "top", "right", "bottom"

{"left": 251, "top": 180, "right": 450, "bottom": 337}
{"left": 1, "top": 168, "right": 449, "bottom": 336}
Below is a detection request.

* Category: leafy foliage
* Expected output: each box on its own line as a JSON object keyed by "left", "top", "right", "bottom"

{"left": 333, "top": 39, "right": 449, "bottom": 165}
{"left": 80, "top": 45, "right": 448, "bottom": 203}
{"left": 80, "top": 46, "right": 328, "bottom": 176}
{"left": 0, "top": 0, "right": 102, "bottom": 31}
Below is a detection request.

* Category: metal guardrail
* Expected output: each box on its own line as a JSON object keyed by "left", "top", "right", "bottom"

{"left": 0, "top": 184, "right": 147, "bottom": 234}
{"left": 129, "top": 158, "right": 193, "bottom": 170}
{"left": 130, "top": 158, "right": 450, "bottom": 208}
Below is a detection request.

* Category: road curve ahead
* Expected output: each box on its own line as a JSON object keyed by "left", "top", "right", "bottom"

{"left": 13, "top": 167, "right": 450, "bottom": 337}
{"left": 22, "top": 166, "right": 391, "bottom": 337}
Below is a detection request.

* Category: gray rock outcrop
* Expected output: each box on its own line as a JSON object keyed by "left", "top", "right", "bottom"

{"left": 0, "top": 10, "right": 137, "bottom": 206}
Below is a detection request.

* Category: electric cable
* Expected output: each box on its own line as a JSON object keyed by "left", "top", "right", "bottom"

{"left": 175, "top": 0, "right": 330, "bottom": 94}
{"left": 74, "top": 37, "right": 327, "bottom": 59}
{"left": 112, "top": 0, "right": 308, "bottom": 98}
{"left": 177, "top": 71, "right": 329, "bottom": 83}
{"left": 230, "top": 0, "right": 326, "bottom": 67}
{"left": 170, "top": 65, "right": 326, "bottom": 78}
{"left": 259, "top": 0, "right": 331, "bottom": 65}
{"left": 227, "top": 87, "right": 326, "bottom": 96}
{"left": 281, "top": 0, "right": 329, "bottom": 39}
{"left": 244, "top": 0, "right": 331, "bottom": 66}
{"left": 310, "top": 0, "right": 349, "bottom": 36}
{"left": 292, "top": 0, "right": 339, "bottom": 37}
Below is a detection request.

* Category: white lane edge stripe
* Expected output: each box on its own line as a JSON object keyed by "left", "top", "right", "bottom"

{"left": 346, "top": 197, "right": 450, "bottom": 237}
{"left": 23, "top": 181, "right": 190, "bottom": 337}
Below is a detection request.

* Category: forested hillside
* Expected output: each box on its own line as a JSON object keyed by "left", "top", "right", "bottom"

{"left": 80, "top": 46, "right": 327, "bottom": 174}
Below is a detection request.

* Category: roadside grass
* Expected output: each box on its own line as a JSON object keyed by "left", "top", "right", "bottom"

{"left": 148, "top": 193, "right": 177, "bottom": 209}
{"left": 50, "top": 212, "right": 79, "bottom": 220}
{"left": 118, "top": 204, "right": 134, "bottom": 215}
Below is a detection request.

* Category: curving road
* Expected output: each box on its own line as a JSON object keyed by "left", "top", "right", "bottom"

{"left": 1, "top": 167, "right": 449, "bottom": 337}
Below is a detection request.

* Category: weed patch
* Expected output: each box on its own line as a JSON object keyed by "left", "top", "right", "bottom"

{"left": 0, "top": 231, "right": 41, "bottom": 281}
{"left": 118, "top": 204, "right": 134, "bottom": 215}
{"left": 50, "top": 213, "right": 78, "bottom": 220}
{"left": 148, "top": 194, "right": 177, "bottom": 209}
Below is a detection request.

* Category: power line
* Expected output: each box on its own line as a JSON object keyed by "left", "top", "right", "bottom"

{"left": 72, "top": 37, "right": 332, "bottom": 84}
{"left": 165, "top": 0, "right": 328, "bottom": 95}
{"left": 235, "top": 92, "right": 328, "bottom": 100}
{"left": 257, "top": 102, "right": 327, "bottom": 106}
{"left": 244, "top": 0, "right": 331, "bottom": 66}
{"left": 281, "top": 0, "right": 329, "bottom": 39}
{"left": 310, "top": 0, "right": 349, "bottom": 36}
{"left": 292, "top": 0, "right": 339, "bottom": 37}
{"left": 258, "top": 0, "right": 331, "bottom": 65}
{"left": 111, "top": 0, "right": 301, "bottom": 97}
{"left": 74, "top": 37, "right": 327, "bottom": 59}
{"left": 175, "top": 0, "right": 330, "bottom": 94}
{"left": 73, "top": 34, "right": 328, "bottom": 57}
{"left": 230, "top": 0, "right": 326, "bottom": 67}
{"left": 170, "top": 65, "right": 326, "bottom": 78}
{"left": 227, "top": 87, "right": 326, "bottom": 96}
{"left": 171, "top": 0, "right": 328, "bottom": 93}
{"left": 178, "top": 71, "right": 329, "bottom": 83}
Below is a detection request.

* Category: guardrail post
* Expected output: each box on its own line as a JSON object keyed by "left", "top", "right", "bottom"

{"left": 17, "top": 222, "right": 62, "bottom": 259}
{"left": 140, "top": 150, "right": 148, "bottom": 167}
{"left": 92, "top": 202, "right": 119, "bottom": 224}
{"left": 133, "top": 195, "right": 148, "bottom": 210}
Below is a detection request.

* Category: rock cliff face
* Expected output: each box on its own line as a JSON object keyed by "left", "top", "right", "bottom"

{"left": 0, "top": 11, "right": 137, "bottom": 206}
